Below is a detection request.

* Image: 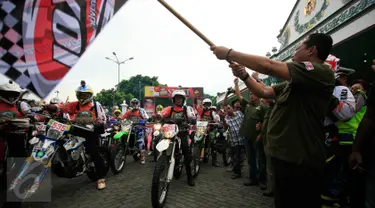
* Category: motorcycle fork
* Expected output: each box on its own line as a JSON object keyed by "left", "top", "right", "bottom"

{"left": 166, "top": 141, "right": 176, "bottom": 182}
{"left": 30, "top": 146, "right": 60, "bottom": 188}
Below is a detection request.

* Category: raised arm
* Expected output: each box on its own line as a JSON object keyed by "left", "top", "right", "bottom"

{"left": 231, "top": 63, "right": 276, "bottom": 99}
{"left": 211, "top": 46, "right": 291, "bottom": 81}
{"left": 233, "top": 78, "right": 243, "bottom": 102}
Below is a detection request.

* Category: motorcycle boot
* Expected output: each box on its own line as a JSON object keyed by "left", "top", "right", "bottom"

{"left": 185, "top": 165, "right": 195, "bottom": 186}
{"left": 140, "top": 150, "right": 146, "bottom": 164}
{"left": 211, "top": 150, "right": 220, "bottom": 167}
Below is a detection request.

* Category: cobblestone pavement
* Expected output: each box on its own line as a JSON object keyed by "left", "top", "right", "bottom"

{"left": 16, "top": 155, "right": 274, "bottom": 208}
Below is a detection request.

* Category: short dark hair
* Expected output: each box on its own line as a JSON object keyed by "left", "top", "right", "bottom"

{"left": 351, "top": 79, "right": 370, "bottom": 92}
{"left": 231, "top": 99, "right": 239, "bottom": 106}
{"left": 305, "top": 33, "right": 333, "bottom": 61}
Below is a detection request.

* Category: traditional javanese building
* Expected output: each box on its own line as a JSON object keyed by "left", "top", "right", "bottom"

{"left": 217, "top": 0, "right": 375, "bottom": 106}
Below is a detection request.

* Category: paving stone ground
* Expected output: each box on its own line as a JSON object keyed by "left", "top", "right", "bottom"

{"left": 12, "top": 155, "right": 274, "bottom": 208}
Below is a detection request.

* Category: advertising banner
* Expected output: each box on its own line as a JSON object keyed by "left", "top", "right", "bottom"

{"left": 144, "top": 86, "right": 204, "bottom": 98}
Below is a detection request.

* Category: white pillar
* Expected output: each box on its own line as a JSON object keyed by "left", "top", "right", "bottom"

{"left": 121, "top": 100, "right": 128, "bottom": 115}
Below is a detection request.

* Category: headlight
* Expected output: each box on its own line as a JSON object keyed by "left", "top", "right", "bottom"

{"left": 29, "top": 137, "right": 40, "bottom": 145}
{"left": 154, "top": 124, "right": 161, "bottom": 130}
{"left": 153, "top": 131, "right": 160, "bottom": 137}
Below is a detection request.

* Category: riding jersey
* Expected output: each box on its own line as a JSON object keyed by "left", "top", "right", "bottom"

{"left": 121, "top": 108, "right": 149, "bottom": 123}
{"left": 161, "top": 105, "right": 196, "bottom": 120}
{"left": 196, "top": 105, "right": 219, "bottom": 122}
{"left": 0, "top": 102, "right": 24, "bottom": 119}
{"left": 57, "top": 101, "right": 107, "bottom": 123}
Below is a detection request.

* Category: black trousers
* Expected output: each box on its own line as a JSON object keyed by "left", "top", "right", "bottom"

{"left": 178, "top": 131, "right": 192, "bottom": 177}
{"left": 84, "top": 134, "right": 108, "bottom": 179}
{"left": 272, "top": 157, "right": 323, "bottom": 208}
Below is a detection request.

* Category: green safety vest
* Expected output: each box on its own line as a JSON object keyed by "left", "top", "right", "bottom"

{"left": 336, "top": 90, "right": 367, "bottom": 145}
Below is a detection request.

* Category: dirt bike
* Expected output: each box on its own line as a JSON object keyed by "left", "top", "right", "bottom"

{"left": 8, "top": 119, "right": 109, "bottom": 200}
{"left": 151, "top": 118, "right": 198, "bottom": 208}
{"left": 106, "top": 119, "right": 131, "bottom": 174}
{"left": 201, "top": 122, "right": 230, "bottom": 166}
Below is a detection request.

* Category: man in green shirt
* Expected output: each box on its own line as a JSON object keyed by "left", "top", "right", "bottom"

{"left": 211, "top": 33, "right": 335, "bottom": 208}
{"left": 233, "top": 78, "right": 267, "bottom": 186}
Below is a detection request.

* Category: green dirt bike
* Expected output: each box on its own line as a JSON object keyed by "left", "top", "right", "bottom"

{"left": 195, "top": 121, "right": 230, "bottom": 166}
{"left": 109, "top": 120, "right": 145, "bottom": 174}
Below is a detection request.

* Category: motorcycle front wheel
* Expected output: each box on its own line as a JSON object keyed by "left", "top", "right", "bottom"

{"left": 191, "top": 143, "right": 200, "bottom": 178}
{"left": 109, "top": 140, "right": 125, "bottom": 174}
{"left": 151, "top": 154, "right": 170, "bottom": 208}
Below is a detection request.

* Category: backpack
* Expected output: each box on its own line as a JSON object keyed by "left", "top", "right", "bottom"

{"left": 169, "top": 105, "right": 188, "bottom": 119}
{"left": 201, "top": 108, "right": 214, "bottom": 121}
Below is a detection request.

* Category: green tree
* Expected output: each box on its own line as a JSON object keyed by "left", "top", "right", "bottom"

{"left": 95, "top": 88, "right": 134, "bottom": 107}
{"left": 117, "top": 75, "right": 162, "bottom": 102}
{"left": 204, "top": 94, "right": 217, "bottom": 106}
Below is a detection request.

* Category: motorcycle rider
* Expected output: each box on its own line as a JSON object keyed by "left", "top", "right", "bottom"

{"left": 46, "top": 85, "right": 108, "bottom": 190}
{"left": 158, "top": 89, "right": 197, "bottom": 186}
{"left": 0, "top": 83, "right": 32, "bottom": 158}
{"left": 48, "top": 97, "right": 67, "bottom": 120}
{"left": 195, "top": 98, "right": 221, "bottom": 167}
{"left": 112, "top": 109, "right": 122, "bottom": 120}
{"left": 120, "top": 98, "right": 149, "bottom": 164}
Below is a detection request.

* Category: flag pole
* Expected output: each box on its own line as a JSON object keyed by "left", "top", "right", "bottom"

{"left": 157, "top": 0, "right": 215, "bottom": 46}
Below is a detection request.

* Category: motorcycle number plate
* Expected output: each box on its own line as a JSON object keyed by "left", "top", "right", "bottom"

{"left": 36, "top": 124, "right": 47, "bottom": 132}
{"left": 162, "top": 124, "right": 178, "bottom": 138}
{"left": 196, "top": 121, "right": 208, "bottom": 127}
{"left": 156, "top": 139, "right": 170, "bottom": 152}
{"left": 50, "top": 121, "right": 68, "bottom": 132}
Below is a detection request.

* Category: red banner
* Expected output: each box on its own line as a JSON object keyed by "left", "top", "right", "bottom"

{"left": 0, "top": 0, "right": 129, "bottom": 98}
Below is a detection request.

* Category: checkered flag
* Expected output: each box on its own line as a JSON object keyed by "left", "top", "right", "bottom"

{"left": 0, "top": 0, "right": 129, "bottom": 99}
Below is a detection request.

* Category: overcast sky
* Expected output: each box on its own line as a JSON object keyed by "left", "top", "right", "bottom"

{"left": 0, "top": 0, "right": 296, "bottom": 102}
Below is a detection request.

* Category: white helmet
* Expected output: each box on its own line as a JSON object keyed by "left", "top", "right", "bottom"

{"left": 202, "top": 98, "right": 212, "bottom": 109}
{"left": 0, "top": 83, "right": 23, "bottom": 105}
{"left": 50, "top": 97, "right": 63, "bottom": 104}
{"left": 130, "top": 98, "right": 140, "bottom": 109}
{"left": 172, "top": 90, "right": 186, "bottom": 106}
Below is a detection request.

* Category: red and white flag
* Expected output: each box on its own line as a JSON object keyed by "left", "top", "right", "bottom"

{"left": 0, "top": 0, "right": 129, "bottom": 98}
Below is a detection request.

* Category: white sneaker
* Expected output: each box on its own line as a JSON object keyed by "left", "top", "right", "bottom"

{"left": 141, "top": 159, "right": 146, "bottom": 165}
{"left": 97, "top": 179, "right": 106, "bottom": 190}
{"left": 148, "top": 151, "right": 153, "bottom": 156}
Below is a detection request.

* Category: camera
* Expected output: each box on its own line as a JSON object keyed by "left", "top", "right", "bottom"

{"left": 227, "top": 87, "right": 234, "bottom": 94}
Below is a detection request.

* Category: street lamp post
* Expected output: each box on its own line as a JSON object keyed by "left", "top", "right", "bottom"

{"left": 105, "top": 52, "right": 134, "bottom": 85}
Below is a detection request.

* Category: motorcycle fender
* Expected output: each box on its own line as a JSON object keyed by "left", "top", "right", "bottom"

{"left": 156, "top": 139, "right": 170, "bottom": 152}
